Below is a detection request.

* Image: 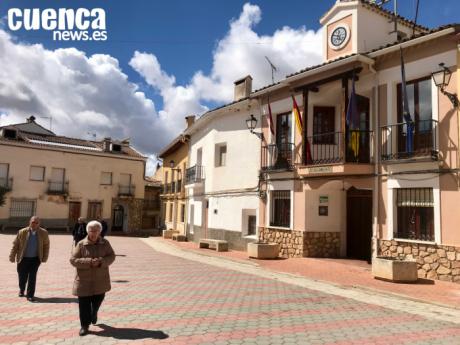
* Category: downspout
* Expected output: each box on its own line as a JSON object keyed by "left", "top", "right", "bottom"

{"left": 457, "top": 43, "right": 460, "bottom": 187}
{"left": 372, "top": 67, "right": 380, "bottom": 261}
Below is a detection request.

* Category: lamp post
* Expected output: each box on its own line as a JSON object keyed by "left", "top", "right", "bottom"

{"left": 246, "top": 114, "right": 264, "bottom": 140}
{"left": 431, "top": 63, "right": 459, "bottom": 108}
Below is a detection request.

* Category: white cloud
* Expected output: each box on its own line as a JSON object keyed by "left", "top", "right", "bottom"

{"left": 0, "top": 3, "right": 322, "bottom": 176}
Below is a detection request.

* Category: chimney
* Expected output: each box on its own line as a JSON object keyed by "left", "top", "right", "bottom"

{"left": 233, "top": 75, "right": 252, "bottom": 101}
{"left": 185, "top": 115, "right": 196, "bottom": 128}
{"left": 27, "top": 116, "right": 36, "bottom": 123}
{"left": 103, "top": 137, "right": 112, "bottom": 152}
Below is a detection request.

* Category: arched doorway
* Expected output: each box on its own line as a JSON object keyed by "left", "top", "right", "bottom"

{"left": 112, "top": 205, "right": 124, "bottom": 232}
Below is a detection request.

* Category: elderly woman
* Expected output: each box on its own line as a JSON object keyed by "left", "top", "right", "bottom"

{"left": 70, "top": 220, "right": 115, "bottom": 336}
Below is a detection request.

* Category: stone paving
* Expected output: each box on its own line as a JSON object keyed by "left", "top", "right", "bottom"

{"left": 1, "top": 234, "right": 460, "bottom": 345}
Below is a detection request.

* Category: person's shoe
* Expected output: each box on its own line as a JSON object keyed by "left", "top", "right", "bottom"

{"left": 79, "top": 327, "right": 89, "bottom": 336}
{"left": 26, "top": 297, "right": 36, "bottom": 302}
{"left": 18, "top": 291, "right": 25, "bottom": 297}
{"left": 91, "top": 312, "right": 97, "bottom": 325}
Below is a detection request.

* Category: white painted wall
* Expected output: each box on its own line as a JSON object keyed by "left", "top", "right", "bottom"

{"left": 187, "top": 105, "right": 261, "bottom": 234}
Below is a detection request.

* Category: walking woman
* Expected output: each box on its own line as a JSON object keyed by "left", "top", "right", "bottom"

{"left": 70, "top": 220, "right": 115, "bottom": 336}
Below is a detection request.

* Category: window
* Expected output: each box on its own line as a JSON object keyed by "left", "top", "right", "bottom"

{"left": 169, "top": 203, "right": 173, "bottom": 222}
{"left": 30, "top": 166, "right": 45, "bottom": 181}
{"left": 270, "top": 191, "right": 291, "bottom": 228}
{"left": 396, "top": 188, "right": 434, "bottom": 241}
{"left": 248, "top": 215, "right": 256, "bottom": 236}
{"left": 397, "top": 77, "right": 433, "bottom": 153}
{"left": 49, "top": 168, "right": 65, "bottom": 192}
{"left": 10, "top": 199, "right": 36, "bottom": 218}
{"left": 313, "top": 106, "right": 335, "bottom": 144}
{"left": 88, "top": 202, "right": 102, "bottom": 220}
{"left": 215, "top": 144, "right": 227, "bottom": 167}
{"left": 0, "top": 163, "right": 9, "bottom": 188}
{"left": 100, "top": 172, "right": 112, "bottom": 185}
{"left": 180, "top": 204, "right": 185, "bottom": 223}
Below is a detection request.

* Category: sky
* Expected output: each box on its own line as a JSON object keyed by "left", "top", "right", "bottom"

{"left": 0, "top": 0, "right": 458, "bottom": 174}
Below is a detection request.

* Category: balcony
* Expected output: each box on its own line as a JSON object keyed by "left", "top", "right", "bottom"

{"left": 185, "top": 165, "right": 204, "bottom": 185}
{"left": 118, "top": 184, "right": 135, "bottom": 197}
{"left": 47, "top": 180, "right": 69, "bottom": 195}
{"left": 0, "top": 177, "right": 13, "bottom": 191}
{"left": 305, "top": 130, "right": 372, "bottom": 165}
{"left": 261, "top": 143, "right": 294, "bottom": 171}
{"left": 381, "top": 120, "right": 438, "bottom": 162}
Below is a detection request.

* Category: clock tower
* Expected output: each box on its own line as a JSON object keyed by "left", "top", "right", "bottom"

{"left": 320, "top": 0, "right": 427, "bottom": 63}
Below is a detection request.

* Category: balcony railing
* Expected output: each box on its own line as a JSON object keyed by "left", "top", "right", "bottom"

{"left": 381, "top": 120, "right": 438, "bottom": 161}
{"left": 0, "top": 177, "right": 13, "bottom": 191}
{"left": 118, "top": 184, "right": 135, "bottom": 197}
{"left": 305, "top": 130, "right": 372, "bottom": 165}
{"left": 185, "top": 165, "right": 204, "bottom": 184}
{"left": 47, "top": 180, "right": 69, "bottom": 195}
{"left": 261, "top": 143, "right": 294, "bottom": 171}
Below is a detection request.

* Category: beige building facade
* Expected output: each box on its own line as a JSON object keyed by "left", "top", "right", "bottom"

{"left": 253, "top": 1, "right": 460, "bottom": 283}
{"left": 0, "top": 117, "right": 147, "bottom": 232}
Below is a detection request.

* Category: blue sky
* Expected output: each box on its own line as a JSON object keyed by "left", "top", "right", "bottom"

{"left": 0, "top": 0, "right": 458, "bottom": 173}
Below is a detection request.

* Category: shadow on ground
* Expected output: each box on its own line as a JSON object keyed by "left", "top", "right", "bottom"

{"left": 35, "top": 297, "right": 78, "bottom": 303}
{"left": 93, "top": 324, "right": 168, "bottom": 340}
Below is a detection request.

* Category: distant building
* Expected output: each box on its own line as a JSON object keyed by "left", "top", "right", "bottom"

{"left": 0, "top": 116, "right": 147, "bottom": 233}
{"left": 142, "top": 176, "right": 162, "bottom": 233}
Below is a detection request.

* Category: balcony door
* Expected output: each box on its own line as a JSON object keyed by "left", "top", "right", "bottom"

{"left": 346, "top": 95, "right": 370, "bottom": 163}
{"left": 0, "top": 163, "right": 8, "bottom": 188}
{"left": 275, "top": 113, "right": 292, "bottom": 169}
{"left": 397, "top": 77, "right": 433, "bottom": 156}
{"left": 50, "top": 168, "right": 65, "bottom": 192}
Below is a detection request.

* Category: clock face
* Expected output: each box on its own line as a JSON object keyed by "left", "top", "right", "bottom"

{"left": 330, "top": 26, "right": 348, "bottom": 48}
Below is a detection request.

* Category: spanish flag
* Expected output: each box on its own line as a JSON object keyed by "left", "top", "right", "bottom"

{"left": 292, "top": 95, "right": 302, "bottom": 134}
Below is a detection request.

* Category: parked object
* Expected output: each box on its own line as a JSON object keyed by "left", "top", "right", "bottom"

{"left": 372, "top": 257, "right": 418, "bottom": 283}
{"left": 248, "top": 242, "right": 280, "bottom": 259}
{"left": 199, "top": 239, "right": 228, "bottom": 252}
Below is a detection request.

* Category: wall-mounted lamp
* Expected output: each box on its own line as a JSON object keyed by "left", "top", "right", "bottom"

{"left": 431, "top": 63, "right": 459, "bottom": 108}
{"left": 245, "top": 114, "right": 264, "bottom": 140}
{"left": 169, "top": 160, "right": 182, "bottom": 173}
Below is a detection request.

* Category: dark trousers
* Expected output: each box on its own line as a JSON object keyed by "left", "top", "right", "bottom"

{"left": 78, "top": 294, "right": 105, "bottom": 328}
{"left": 17, "top": 257, "right": 41, "bottom": 297}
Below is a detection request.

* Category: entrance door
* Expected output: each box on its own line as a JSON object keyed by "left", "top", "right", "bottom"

{"left": 68, "top": 202, "right": 81, "bottom": 228}
{"left": 203, "top": 200, "right": 209, "bottom": 238}
{"left": 346, "top": 188, "right": 372, "bottom": 261}
{"left": 112, "top": 205, "right": 124, "bottom": 232}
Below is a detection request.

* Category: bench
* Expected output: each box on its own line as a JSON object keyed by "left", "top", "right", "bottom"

{"left": 199, "top": 239, "right": 228, "bottom": 252}
{"left": 162, "top": 229, "right": 180, "bottom": 239}
{"left": 172, "top": 234, "right": 187, "bottom": 242}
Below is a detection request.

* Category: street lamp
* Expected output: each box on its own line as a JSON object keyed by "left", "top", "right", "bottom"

{"left": 245, "top": 114, "right": 264, "bottom": 140}
{"left": 431, "top": 63, "right": 459, "bottom": 108}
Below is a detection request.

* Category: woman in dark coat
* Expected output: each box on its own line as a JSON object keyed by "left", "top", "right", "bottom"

{"left": 70, "top": 220, "right": 115, "bottom": 336}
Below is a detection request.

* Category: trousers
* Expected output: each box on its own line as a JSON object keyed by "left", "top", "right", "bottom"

{"left": 78, "top": 293, "right": 105, "bottom": 328}
{"left": 17, "top": 257, "right": 41, "bottom": 297}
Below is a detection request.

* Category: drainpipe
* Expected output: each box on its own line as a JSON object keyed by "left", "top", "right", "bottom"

{"left": 371, "top": 65, "right": 379, "bottom": 261}
{"left": 457, "top": 44, "right": 460, "bottom": 187}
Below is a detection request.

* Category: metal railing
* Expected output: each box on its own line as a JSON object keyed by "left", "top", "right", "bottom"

{"left": 0, "top": 177, "right": 13, "bottom": 191}
{"left": 185, "top": 165, "right": 204, "bottom": 184}
{"left": 118, "top": 184, "right": 135, "bottom": 197}
{"left": 261, "top": 143, "right": 294, "bottom": 171}
{"left": 304, "top": 130, "right": 372, "bottom": 165}
{"left": 381, "top": 120, "right": 438, "bottom": 161}
{"left": 47, "top": 180, "right": 69, "bottom": 195}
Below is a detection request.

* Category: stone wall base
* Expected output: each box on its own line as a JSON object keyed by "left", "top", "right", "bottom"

{"left": 378, "top": 239, "right": 460, "bottom": 283}
{"left": 259, "top": 228, "right": 341, "bottom": 258}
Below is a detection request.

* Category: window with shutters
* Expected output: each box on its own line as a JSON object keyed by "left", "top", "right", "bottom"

{"left": 100, "top": 172, "right": 112, "bottom": 185}
{"left": 10, "top": 199, "right": 36, "bottom": 218}
{"left": 270, "top": 190, "right": 291, "bottom": 228}
{"left": 30, "top": 166, "right": 45, "bottom": 181}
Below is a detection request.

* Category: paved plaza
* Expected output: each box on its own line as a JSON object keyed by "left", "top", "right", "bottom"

{"left": 1, "top": 234, "right": 459, "bottom": 345}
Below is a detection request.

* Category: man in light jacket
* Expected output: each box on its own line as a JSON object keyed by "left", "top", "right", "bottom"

{"left": 9, "top": 216, "right": 50, "bottom": 302}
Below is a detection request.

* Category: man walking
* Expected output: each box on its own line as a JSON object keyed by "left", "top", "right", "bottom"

{"left": 72, "top": 217, "right": 87, "bottom": 245}
{"left": 9, "top": 216, "right": 50, "bottom": 302}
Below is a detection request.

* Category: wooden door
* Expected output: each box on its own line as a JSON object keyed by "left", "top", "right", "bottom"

{"left": 68, "top": 202, "right": 81, "bottom": 228}
{"left": 346, "top": 188, "right": 372, "bottom": 261}
{"left": 112, "top": 205, "right": 124, "bottom": 231}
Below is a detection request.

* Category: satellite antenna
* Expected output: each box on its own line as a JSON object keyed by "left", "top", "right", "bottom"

{"left": 39, "top": 116, "right": 52, "bottom": 131}
{"left": 264, "top": 56, "right": 278, "bottom": 84}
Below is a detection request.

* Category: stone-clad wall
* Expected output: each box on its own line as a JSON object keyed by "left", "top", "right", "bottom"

{"left": 378, "top": 240, "right": 460, "bottom": 283}
{"left": 303, "top": 232, "right": 340, "bottom": 258}
{"left": 259, "top": 228, "right": 341, "bottom": 258}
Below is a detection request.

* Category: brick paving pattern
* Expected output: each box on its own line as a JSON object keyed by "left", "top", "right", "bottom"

{"left": 1, "top": 234, "right": 459, "bottom": 345}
